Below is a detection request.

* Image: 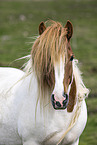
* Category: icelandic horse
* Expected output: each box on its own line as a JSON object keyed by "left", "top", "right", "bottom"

{"left": 0, "top": 20, "right": 89, "bottom": 145}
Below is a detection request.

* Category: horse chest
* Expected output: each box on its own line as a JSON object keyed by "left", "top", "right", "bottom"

{"left": 18, "top": 104, "right": 75, "bottom": 144}
{"left": 0, "top": 124, "right": 22, "bottom": 145}
{"left": 38, "top": 101, "right": 87, "bottom": 145}
{"left": 18, "top": 100, "right": 87, "bottom": 145}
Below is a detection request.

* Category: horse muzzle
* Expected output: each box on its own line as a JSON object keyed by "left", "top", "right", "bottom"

{"left": 51, "top": 93, "right": 69, "bottom": 110}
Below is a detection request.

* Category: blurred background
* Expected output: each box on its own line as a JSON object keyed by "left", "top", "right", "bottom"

{"left": 0, "top": 0, "right": 97, "bottom": 144}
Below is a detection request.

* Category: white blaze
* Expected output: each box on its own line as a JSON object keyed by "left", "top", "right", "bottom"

{"left": 53, "top": 56, "right": 65, "bottom": 100}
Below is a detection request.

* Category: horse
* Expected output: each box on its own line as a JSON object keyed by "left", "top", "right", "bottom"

{"left": 0, "top": 20, "right": 89, "bottom": 145}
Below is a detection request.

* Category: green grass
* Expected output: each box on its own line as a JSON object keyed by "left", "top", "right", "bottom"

{"left": 0, "top": 0, "right": 97, "bottom": 144}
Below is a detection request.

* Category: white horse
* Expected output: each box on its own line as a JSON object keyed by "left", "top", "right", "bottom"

{"left": 0, "top": 20, "right": 89, "bottom": 145}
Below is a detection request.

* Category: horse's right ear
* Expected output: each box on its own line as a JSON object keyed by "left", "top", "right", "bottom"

{"left": 39, "top": 22, "right": 46, "bottom": 35}
{"left": 65, "top": 20, "right": 73, "bottom": 41}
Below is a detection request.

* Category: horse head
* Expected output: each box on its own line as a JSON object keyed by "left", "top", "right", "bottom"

{"left": 31, "top": 20, "right": 76, "bottom": 111}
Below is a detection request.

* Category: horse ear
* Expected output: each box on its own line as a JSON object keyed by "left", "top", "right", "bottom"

{"left": 39, "top": 22, "right": 46, "bottom": 35}
{"left": 65, "top": 20, "right": 73, "bottom": 41}
{"left": 67, "top": 77, "right": 76, "bottom": 112}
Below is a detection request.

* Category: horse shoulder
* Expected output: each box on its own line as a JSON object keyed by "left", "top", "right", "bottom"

{"left": 0, "top": 67, "right": 24, "bottom": 79}
{"left": 66, "top": 99, "right": 87, "bottom": 143}
{"left": 78, "top": 99, "right": 87, "bottom": 132}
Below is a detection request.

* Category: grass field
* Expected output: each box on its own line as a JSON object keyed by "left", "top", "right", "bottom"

{"left": 0, "top": 0, "right": 97, "bottom": 144}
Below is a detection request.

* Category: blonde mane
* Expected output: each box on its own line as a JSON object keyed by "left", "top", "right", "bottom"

{"left": 31, "top": 20, "right": 67, "bottom": 90}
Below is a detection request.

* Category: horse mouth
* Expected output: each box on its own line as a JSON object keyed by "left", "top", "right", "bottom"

{"left": 51, "top": 94, "right": 69, "bottom": 110}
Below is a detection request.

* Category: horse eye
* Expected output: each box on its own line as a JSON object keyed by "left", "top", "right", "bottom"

{"left": 70, "top": 55, "right": 74, "bottom": 61}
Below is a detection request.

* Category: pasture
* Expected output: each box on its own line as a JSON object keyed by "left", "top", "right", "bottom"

{"left": 0, "top": 0, "right": 97, "bottom": 144}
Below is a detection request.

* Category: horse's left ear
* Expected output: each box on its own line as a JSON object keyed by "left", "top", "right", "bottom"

{"left": 39, "top": 22, "right": 46, "bottom": 35}
{"left": 65, "top": 20, "right": 73, "bottom": 41}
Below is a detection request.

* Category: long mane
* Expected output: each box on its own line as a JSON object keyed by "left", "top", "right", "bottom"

{"left": 31, "top": 20, "right": 67, "bottom": 90}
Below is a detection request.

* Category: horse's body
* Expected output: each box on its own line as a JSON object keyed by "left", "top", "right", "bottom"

{"left": 0, "top": 20, "right": 89, "bottom": 145}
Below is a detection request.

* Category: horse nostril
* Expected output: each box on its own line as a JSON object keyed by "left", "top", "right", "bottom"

{"left": 56, "top": 101, "right": 61, "bottom": 107}
{"left": 51, "top": 94, "right": 55, "bottom": 101}
{"left": 63, "top": 93, "right": 68, "bottom": 100}
{"left": 62, "top": 100, "right": 67, "bottom": 107}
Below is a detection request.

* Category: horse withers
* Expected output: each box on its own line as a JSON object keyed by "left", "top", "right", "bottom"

{"left": 0, "top": 20, "right": 89, "bottom": 145}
